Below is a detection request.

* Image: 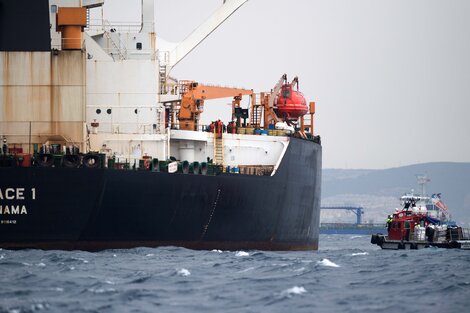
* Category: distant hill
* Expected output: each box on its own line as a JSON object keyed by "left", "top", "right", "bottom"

{"left": 321, "top": 162, "right": 470, "bottom": 226}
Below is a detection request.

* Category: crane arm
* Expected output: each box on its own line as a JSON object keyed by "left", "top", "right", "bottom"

{"left": 291, "top": 76, "right": 299, "bottom": 90}
{"left": 178, "top": 82, "right": 253, "bottom": 131}
{"left": 268, "top": 74, "right": 287, "bottom": 108}
{"left": 167, "top": 0, "right": 248, "bottom": 69}
{"left": 188, "top": 84, "right": 253, "bottom": 100}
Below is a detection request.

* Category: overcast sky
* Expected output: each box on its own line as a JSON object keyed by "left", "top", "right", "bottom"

{"left": 98, "top": 0, "right": 470, "bottom": 169}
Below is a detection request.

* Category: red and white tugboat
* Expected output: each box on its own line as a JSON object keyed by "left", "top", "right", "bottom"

{"left": 371, "top": 177, "right": 470, "bottom": 250}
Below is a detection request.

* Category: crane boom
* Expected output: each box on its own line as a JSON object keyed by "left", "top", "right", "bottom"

{"left": 268, "top": 74, "right": 287, "bottom": 108}
{"left": 185, "top": 84, "right": 253, "bottom": 100}
{"left": 168, "top": 0, "right": 248, "bottom": 69}
{"left": 178, "top": 82, "right": 253, "bottom": 131}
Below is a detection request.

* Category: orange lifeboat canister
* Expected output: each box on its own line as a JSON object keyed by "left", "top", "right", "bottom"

{"left": 275, "top": 85, "right": 308, "bottom": 121}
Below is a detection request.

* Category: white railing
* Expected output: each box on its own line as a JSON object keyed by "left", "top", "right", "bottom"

{"left": 89, "top": 122, "right": 163, "bottom": 135}
{"left": 86, "top": 19, "right": 142, "bottom": 33}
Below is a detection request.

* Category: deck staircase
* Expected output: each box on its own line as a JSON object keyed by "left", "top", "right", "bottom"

{"left": 250, "top": 93, "right": 264, "bottom": 127}
{"left": 213, "top": 131, "right": 224, "bottom": 166}
{"left": 251, "top": 105, "right": 263, "bottom": 128}
{"left": 103, "top": 20, "right": 126, "bottom": 61}
{"left": 159, "top": 65, "right": 167, "bottom": 94}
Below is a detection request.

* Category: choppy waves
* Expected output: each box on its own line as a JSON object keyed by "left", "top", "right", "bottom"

{"left": 1, "top": 236, "right": 469, "bottom": 313}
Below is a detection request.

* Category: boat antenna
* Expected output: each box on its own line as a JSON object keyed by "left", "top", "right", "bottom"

{"left": 416, "top": 174, "right": 431, "bottom": 196}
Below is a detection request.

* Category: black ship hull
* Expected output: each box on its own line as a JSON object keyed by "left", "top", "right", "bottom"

{"left": 0, "top": 138, "right": 322, "bottom": 251}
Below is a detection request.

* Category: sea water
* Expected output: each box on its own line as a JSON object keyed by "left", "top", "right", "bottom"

{"left": 0, "top": 235, "right": 469, "bottom": 313}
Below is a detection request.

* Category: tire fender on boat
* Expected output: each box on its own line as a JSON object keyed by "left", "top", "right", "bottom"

{"left": 371, "top": 235, "right": 378, "bottom": 244}
{"left": 83, "top": 154, "right": 101, "bottom": 169}
{"left": 377, "top": 236, "right": 384, "bottom": 246}
{"left": 37, "top": 153, "right": 54, "bottom": 167}
{"left": 63, "top": 154, "right": 80, "bottom": 168}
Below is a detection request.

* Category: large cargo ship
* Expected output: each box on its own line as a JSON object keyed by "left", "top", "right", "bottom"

{"left": 0, "top": 0, "right": 322, "bottom": 251}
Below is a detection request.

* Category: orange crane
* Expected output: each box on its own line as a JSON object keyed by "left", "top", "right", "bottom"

{"left": 177, "top": 81, "right": 254, "bottom": 131}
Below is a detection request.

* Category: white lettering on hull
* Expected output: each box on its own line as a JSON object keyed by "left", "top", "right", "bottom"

{"left": 0, "top": 188, "right": 35, "bottom": 224}
{"left": 0, "top": 205, "right": 28, "bottom": 215}
{"left": 0, "top": 188, "right": 31, "bottom": 200}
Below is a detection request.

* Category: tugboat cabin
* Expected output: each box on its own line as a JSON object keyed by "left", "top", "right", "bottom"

{"left": 388, "top": 211, "right": 425, "bottom": 241}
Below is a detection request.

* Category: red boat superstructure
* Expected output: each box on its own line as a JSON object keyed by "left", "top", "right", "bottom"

{"left": 387, "top": 210, "right": 424, "bottom": 242}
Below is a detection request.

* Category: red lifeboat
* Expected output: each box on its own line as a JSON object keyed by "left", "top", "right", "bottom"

{"left": 275, "top": 84, "right": 308, "bottom": 121}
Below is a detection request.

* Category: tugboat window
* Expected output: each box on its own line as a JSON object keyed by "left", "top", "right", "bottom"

{"left": 136, "top": 42, "right": 142, "bottom": 50}
{"left": 96, "top": 109, "right": 101, "bottom": 114}
{"left": 107, "top": 109, "right": 112, "bottom": 114}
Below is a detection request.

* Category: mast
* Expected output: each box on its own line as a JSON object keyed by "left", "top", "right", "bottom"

{"left": 416, "top": 175, "right": 431, "bottom": 197}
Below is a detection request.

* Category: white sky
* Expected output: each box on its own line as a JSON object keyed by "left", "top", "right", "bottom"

{"left": 98, "top": 0, "right": 470, "bottom": 169}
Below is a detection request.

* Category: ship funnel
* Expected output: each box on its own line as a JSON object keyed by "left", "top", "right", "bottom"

{"left": 56, "top": 7, "right": 87, "bottom": 49}
{"left": 141, "top": 0, "right": 155, "bottom": 33}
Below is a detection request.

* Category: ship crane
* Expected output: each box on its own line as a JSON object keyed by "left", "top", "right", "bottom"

{"left": 260, "top": 74, "right": 287, "bottom": 126}
{"left": 321, "top": 206, "right": 365, "bottom": 225}
{"left": 176, "top": 81, "right": 254, "bottom": 131}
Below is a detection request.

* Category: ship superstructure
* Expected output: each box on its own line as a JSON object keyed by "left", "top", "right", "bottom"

{"left": 0, "top": 0, "right": 322, "bottom": 251}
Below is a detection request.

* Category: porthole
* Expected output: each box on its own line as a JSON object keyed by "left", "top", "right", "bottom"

{"left": 107, "top": 109, "right": 112, "bottom": 114}
{"left": 96, "top": 109, "right": 101, "bottom": 114}
{"left": 134, "top": 109, "right": 138, "bottom": 114}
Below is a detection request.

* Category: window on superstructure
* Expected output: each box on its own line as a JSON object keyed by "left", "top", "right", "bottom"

{"left": 136, "top": 42, "right": 142, "bottom": 50}
{"left": 51, "top": 5, "right": 57, "bottom": 13}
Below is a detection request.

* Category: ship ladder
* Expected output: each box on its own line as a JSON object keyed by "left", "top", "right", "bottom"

{"left": 103, "top": 20, "right": 126, "bottom": 60}
{"left": 213, "top": 129, "right": 224, "bottom": 166}
{"left": 250, "top": 94, "right": 263, "bottom": 127}
{"left": 159, "top": 65, "right": 167, "bottom": 94}
{"left": 251, "top": 104, "right": 263, "bottom": 128}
